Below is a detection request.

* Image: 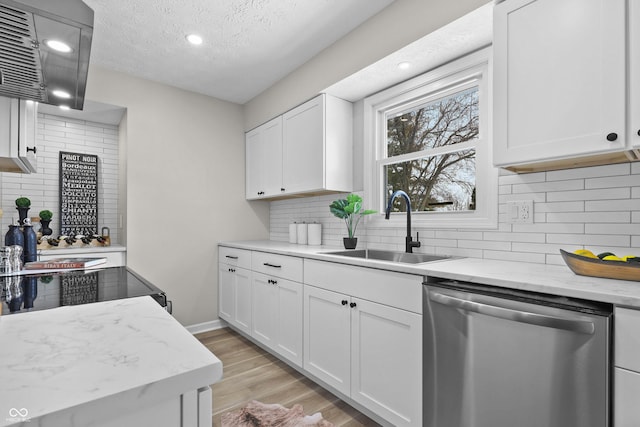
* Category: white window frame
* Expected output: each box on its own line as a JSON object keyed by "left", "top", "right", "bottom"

{"left": 363, "top": 47, "right": 497, "bottom": 229}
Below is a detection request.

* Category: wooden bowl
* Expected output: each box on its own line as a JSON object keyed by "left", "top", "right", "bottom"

{"left": 560, "top": 249, "right": 640, "bottom": 282}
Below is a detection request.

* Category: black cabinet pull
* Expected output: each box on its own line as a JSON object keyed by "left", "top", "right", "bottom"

{"left": 606, "top": 132, "right": 618, "bottom": 142}
{"left": 263, "top": 262, "right": 282, "bottom": 268}
{"left": 225, "top": 255, "right": 238, "bottom": 260}
{"left": 26, "top": 146, "right": 36, "bottom": 154}
{"left": 267, "top": 279, "right": 278, "bottom": 285}
{"left": 637, "top": 129, "right": 640, "bottom": 137}
{"left": 350, "top": 302, "right": 357, "bottom": 308}
{"left": 341, "top": 300, "right": 348, "bottom": 305}
{"left": 228, "top": 268, "right": 235, "bottom": 272}
{"left": 281, "top": 188, "right": 285, "bottom": 192}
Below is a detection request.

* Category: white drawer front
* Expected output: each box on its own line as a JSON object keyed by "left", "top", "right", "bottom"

{"left": 218, "top": 246, "right": 251, "bottom": 270}
{"left": 251, "top": 251, "right": 303, "bottom": 282}
{"left": 304, "top": 259, "right": 423, "bottom": 314}
{"left": 615, "top": 307, "right": 640, "bottom": 371}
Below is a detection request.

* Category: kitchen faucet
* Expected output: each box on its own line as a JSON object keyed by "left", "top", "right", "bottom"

{"left": 385, "top": 190, "right": 421, "bottom": 253}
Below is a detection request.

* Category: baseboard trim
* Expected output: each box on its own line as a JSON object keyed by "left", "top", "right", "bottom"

{"left": 185, "top": 319, "right": 226, "bottom": 334}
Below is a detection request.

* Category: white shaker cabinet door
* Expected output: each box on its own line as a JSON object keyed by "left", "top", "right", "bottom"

{"left": 234, "top": 267, "right": 252, "bottom": 335}
{"left": 303, "top": 284, "right": 351, "bottom": 396}
{"left": 218, "top": 263, "right": 235, "bottom": 322}
{"left": 350, "top": 298, "right": 422, "bottom": 427}
{"left": 493, "top": 0, "right": 626, "bottom": 166}
{"left": 251, "top": 272, "right": 278, "bottom": 348}
{"left": 245, "top": 117, "right": 282, "bottom": 199}
{"left": 282, "top": 95, "right": 324, "bottom": 194}
{"left": 274, "top": 277, "right": 303, "bottom": 367}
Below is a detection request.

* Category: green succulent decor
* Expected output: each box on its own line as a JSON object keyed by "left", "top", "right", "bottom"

{"left": 329, "top": 194, "right": 377, "bottom": 239}
{"left": 15, "top": 197, "right": 31, "bottom": 208}
{"left": 39, "top": 210, "right": 53, "bottom": 221}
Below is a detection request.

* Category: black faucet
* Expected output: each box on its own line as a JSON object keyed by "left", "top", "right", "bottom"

{"left": 385, "top": 190, "right": 421, "bottom": 253}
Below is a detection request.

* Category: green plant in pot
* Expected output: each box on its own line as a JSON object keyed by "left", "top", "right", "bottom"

{"left": 39, "top": 210, "right": 53, "bottom": 236}
{"left": 15, "top": 197, "right": 31, "bottom": 225}
{"left": 330, "top": 194, "right": 376, "bottom": 249}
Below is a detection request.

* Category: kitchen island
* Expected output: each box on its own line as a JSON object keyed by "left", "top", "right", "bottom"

{"left": 0, "top": 296, "right": 222, "bottom": 427}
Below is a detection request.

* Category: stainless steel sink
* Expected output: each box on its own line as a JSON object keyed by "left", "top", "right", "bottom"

{"left": 324, "top": 249, "right": 453, "bottom": 264}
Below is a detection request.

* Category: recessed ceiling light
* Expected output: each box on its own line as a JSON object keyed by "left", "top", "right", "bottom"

{"left": 59, "top": 105, "right": 71, "bottom": 111}
{"left": 45, "top": 39, "right": 72, "bottom": 53}
{"left": 397, "top": 61, "right": 412, "bottom": 70}
{"left": 186, "top": 34, "right": 203, "bottom": 45}
{"left": 52, "top": 89, "right": 71, "bottom": 99}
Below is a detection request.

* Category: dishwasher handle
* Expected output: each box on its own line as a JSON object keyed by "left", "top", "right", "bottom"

{"left": 429, "top": 291, "right": 595, "bottom": 335}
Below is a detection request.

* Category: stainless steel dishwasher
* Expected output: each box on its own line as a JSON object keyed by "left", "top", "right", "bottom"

{"left": 423, "top": 277, "right": 611, "bottom": 427}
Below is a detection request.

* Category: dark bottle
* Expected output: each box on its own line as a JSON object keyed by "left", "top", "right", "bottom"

{"left": 23, "top": 219, "right": 37, "bottom": 263}
{"left": 5, "top": 223, "right": 24, "bottom": 247}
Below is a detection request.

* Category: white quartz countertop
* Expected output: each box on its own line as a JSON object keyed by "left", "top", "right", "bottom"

{"left": 0, "top": 296, "right": 222, "bottom": 426}
{"left": 220, "top": 240, "right": 640, "bottom": 308}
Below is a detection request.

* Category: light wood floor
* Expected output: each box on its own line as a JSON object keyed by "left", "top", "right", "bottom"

{"left": 196, "top": 327, "right": 382, "bottom": 427}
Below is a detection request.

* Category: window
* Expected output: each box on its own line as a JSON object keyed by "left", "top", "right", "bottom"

{"left": 364, "top": 47, "right": 497, "bottom": 228}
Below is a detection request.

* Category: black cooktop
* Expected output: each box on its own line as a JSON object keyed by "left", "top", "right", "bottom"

{"left": 0, "top": 267, "right": 167, "bottom": 315}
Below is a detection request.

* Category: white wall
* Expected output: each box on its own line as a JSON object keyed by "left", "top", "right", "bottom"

{"left": 270, "top": 163, "right": 640, "bottom": 264}
{"left": 0, "top": 113, "right": 121, "bottom": 243}
{"left": 243, "top": 0, "right": 490, "bottom": 131}
{"left": 85, "top": 65, "right": 270, "bottom": 326}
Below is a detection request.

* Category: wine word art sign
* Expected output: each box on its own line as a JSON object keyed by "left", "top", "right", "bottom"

{"left": 59, "top": 151, "right": 99, "bottom": 236}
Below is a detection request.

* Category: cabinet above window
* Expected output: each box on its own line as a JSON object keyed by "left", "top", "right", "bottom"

{"left": 245, "top": 94, "right": 353, "bottom": 201}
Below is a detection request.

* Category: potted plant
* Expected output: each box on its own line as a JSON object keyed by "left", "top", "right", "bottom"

{"left": 15, "top": 196, "right": 31, "bottom": 225}
{"left": 39, "top": 210, "right": 53, "bottom": 236}
{"left": 330, "top": 194, "right": 376, "bottom": 249}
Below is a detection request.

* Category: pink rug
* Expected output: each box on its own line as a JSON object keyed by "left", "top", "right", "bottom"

{"left": 221, "top": 400, "right": 334, "bottom": 427}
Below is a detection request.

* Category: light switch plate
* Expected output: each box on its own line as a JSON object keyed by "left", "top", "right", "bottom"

{"left": 506, "top": 200, "right": 534, "bottom": 223}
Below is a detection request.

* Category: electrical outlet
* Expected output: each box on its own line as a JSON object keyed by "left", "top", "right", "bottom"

{"left": 506, "top": 200, "right": 534, "bottom": 224}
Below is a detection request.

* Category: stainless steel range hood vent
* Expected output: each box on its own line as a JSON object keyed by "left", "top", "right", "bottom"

{"left": 0, "top": 0, "right": 93, "bottom": 110}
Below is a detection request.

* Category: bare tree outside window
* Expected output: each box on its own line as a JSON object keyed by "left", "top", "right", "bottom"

{"left": 384, "top": 87, "right": 479, "bottom": 212}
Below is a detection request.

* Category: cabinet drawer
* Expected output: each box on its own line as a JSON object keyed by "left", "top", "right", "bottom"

{"left": 304, "top": 259, "right": 423, "bottom": 314}
{"left": 615, "top": 367, "right": 640, "bottom": 427}
{"left": 218, "top": 246, "right": 251, "bottom": 270}
{"left": 251, "top": 251, "right": 303, "bottom": 282}
{"left": 615, "top": 307, "right": 640, "bottom": 371}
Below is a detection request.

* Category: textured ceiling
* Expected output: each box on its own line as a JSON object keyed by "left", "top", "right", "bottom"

{"left": 82, "top": 0, "right": 394, "bottom": 104}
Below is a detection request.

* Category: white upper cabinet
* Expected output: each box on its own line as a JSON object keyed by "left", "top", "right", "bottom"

{"left": 493, "top": 0, "right": 636, "bottom": 172}
{"left": 245, "top": 116, "right": 283, "bottom": 199}
{"left": 0, "top": 96, "right": 38, "bottom": 173}
{"left": 246, "top": 93, "right": 353, "bottom": 200}
{"left": 631, "top": 0, "right": 640, "bottom": 149}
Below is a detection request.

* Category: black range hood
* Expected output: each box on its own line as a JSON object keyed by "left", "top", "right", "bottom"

{"left": 0, "top": 0, "right": 93, "bottom": 110}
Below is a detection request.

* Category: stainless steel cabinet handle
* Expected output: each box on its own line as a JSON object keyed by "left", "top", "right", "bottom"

{"left": 429, "top": 291, "right": 595, "bottom": 334}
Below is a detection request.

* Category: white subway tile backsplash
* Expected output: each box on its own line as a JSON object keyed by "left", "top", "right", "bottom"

{"left": 270, "top": 163, "right": 640, "bottom": 265}
{"left": 0, "top": 113, "right": 121, "bottom": 244}
{"left": 547, "top": 188, "right": 630, "bottom": 202}
{"left": 547, "top": 211, "right": 630, "bottom": 223}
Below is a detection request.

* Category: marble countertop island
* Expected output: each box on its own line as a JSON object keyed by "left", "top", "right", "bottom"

{"left": 0, "top": 296, "right": 222, "bottom": 427}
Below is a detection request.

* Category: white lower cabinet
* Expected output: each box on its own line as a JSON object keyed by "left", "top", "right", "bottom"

{"left": 615, "top": 306, "right": 640, "bottom": 426}
{"left": 304, "top": 285, "right": 351, "bottom": 395}
{"left": 303, "top": 260, "right": 423, "bottom": 427}
{"left": 218, "top": 264, "right": 251, "bottom": 335}
{"left": 218, "top": 246, "right": 422, "bottom": 427}
{"left": 252, "top": 271, "right": 303, "bottom": 366}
